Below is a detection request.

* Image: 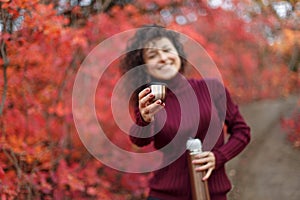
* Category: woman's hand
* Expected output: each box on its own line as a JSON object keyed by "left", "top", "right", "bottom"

{"left": 192, "top": 151, "right": 216, "bottom": 181}
{"left": 138, "top": 87, "right": 165, "bottom": 123}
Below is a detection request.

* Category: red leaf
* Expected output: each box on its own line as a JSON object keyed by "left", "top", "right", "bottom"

{"left": 0, "top": 166, "right": 5, "bottom": 180}
{"left": 87, "top": 187, "right": 97, "bottom": 196}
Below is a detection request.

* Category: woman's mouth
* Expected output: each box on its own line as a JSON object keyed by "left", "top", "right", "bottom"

{"left": 158, "top": 64, "right": 172, "bottom": 69}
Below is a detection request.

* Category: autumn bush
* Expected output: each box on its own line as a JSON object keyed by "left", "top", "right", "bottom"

{"left": 0, "top": 1, "right": 149, "bottom": 199}
{"left": 0, "top": 0, "right": 299, "bottom": 199}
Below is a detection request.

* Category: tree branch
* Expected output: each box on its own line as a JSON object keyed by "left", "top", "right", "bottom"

{"left": 0, "top": 7, "right": 10, "bottom": 117}
{"left": 0, "top": 39, "right": 9, "bottom": 117}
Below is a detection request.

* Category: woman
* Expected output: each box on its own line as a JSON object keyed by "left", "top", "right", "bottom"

{"left": 120, "top": 25, "right": 251, "bottom": 200}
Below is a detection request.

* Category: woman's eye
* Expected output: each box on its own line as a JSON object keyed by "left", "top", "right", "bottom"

{"left": 148, "top": 54, "right": 156, "bottom": 59}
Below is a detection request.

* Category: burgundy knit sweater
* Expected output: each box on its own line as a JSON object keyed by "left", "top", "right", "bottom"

{"left": 130, "top": 75, "right": 251, "bottom": 200}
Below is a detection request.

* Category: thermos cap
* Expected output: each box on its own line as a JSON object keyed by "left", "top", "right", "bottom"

{"left": 186, "top": 138, "right": 202, "bottom": 152}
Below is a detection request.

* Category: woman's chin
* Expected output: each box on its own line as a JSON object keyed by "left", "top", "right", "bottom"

{"left": 155, "top": 75, "right": 176, "bottom": 81}
{"left": 154, "top": 71, "right": 178, "bottom": 80}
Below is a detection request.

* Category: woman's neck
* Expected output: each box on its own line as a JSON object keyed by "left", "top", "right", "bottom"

{"left": 150, "top": 73, "right": 189, "bottom": 93}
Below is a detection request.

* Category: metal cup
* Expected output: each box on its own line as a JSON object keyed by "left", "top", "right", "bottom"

{"left": 148, "top": 82, "right": 167, "bottom": 103}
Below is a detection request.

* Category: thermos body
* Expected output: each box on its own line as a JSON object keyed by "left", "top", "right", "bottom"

{"left": 186, "top": 138, "right": 211, "bottom": 200}
{"left": 187, "top": 152, "right": 211, "bottom": 200}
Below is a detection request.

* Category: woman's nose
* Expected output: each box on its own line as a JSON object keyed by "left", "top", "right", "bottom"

{"left": 158, "top": 51, "right": 167, "bottom": 62}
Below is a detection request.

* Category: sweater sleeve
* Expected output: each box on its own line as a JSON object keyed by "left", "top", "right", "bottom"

{"left": 212, "top": 84, "right": 251, "bottom": 169}
{"left": 129, "top": 107, "right": 155, "bottom": 147}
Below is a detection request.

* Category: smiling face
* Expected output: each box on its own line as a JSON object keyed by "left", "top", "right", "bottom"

{"left": 143, "top": 37, "right": 181, "bottom": 80}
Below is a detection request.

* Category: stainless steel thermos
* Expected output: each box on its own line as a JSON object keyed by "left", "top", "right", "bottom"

{"left": 186, "top": 138, "right": 211, "bottom": 200}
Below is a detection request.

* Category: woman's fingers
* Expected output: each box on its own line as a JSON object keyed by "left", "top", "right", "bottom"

{"left": 192, "top": 152, "right": 214, "bottom": 165}
{"left": 193, "top": 157, "right": 211, "bottom": 165}
{"left": 141, "top": 100, "right": 165, "bottom": 122}
{"left": 192, "top": 151, "right": 216, "bottom": 180}
{"left": 147, "top": 100, "right": 164, "bottom": 112}
{"left": 202, "top": 168, "right": 213, "bottom": 181}
{"left": 138, "top": 87, "right": 150, "bottom": 100}
{"left": 138, "top": 88, "right": 165, "bottom": 122}
{"left": 194, "top": 151, "right": 210, "bottom": 159}
{"left": 139, "top": 88, "right": 154, "bottom": 108}
{"left": 194, "top": 162, "right": 213, "bottom": 171}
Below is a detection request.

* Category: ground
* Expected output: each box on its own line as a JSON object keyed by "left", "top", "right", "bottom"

{"left": 227, "top": 95, "right": 300, "bottom": 200}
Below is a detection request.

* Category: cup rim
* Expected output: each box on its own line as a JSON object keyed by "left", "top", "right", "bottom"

{"left": 146, "top": 82, "right": 168, "bottom": 87}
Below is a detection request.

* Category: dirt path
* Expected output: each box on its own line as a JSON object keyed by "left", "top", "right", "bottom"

{"left": 227, "top": 95, "right": 300, "bottom": 200}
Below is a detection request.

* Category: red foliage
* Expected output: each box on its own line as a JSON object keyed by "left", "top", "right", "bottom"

{"left": 0, "top": 0, "right": 299, "bottom": 199}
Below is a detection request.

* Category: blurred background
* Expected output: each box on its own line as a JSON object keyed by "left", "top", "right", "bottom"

{"left": 0, "top": 0, "right": 299, "bottom": 199}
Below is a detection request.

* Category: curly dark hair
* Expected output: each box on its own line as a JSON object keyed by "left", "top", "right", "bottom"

{"left": 120, "top": 24, "right": 187, "bottom": 87}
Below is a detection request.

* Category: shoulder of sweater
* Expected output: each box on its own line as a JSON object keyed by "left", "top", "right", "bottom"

{"left": 188, "top": 78, "right": 224, "bottom": 89}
